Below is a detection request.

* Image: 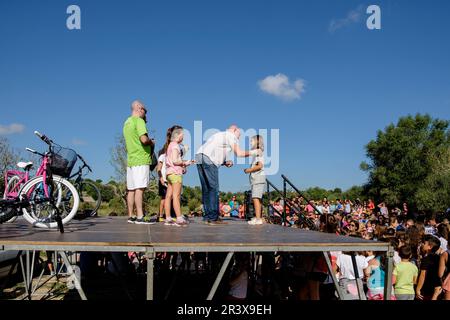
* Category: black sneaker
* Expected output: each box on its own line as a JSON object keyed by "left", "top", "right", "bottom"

{"left": 128, "top": 216, "right": 137, "bottom": 224}
{"left": 135, "top": 217, "right": 156, "bottom": 225}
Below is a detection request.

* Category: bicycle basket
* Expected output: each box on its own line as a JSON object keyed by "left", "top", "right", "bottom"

{"left": 49, "top": 146, "right": 78, "bottom": 178}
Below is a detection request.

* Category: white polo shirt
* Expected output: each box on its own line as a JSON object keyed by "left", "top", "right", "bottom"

{"left": 196, "top": 131, "right": 238, "bottom": 167}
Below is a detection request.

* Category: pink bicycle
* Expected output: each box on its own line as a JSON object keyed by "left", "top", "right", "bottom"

{"left": 0, "top": 131, "right": 80, "bottom": 233}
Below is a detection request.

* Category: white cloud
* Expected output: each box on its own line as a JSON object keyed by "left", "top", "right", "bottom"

{"left": 258, "top": 73, "right": 306, "bottom": 102}
{"left": 72, "top": 138, "right": 87, "bottom": 146}
{"left": 0, "top": 123, "right": 25, "bottom": 135}
{"left": 329, "top": 5, "right": 364, "bottom": 33}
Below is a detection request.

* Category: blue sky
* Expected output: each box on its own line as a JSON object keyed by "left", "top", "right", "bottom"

{"left": 1, "top": 0, "right": 449, "bottom": 192}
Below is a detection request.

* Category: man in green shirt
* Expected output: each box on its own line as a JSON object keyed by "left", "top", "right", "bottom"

{"left": 123, "top": 100, "right": 154, "bottom": 224}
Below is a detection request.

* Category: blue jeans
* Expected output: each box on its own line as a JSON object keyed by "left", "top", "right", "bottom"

{"left": 196, "top": 154, "right": 220, "bottom": 221}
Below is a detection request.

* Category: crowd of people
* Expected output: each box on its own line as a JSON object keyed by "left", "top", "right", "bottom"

{"left": 256, "top": 197, "right": 450, "bottom": 300}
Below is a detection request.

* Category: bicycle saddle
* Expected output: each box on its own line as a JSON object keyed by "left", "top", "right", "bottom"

{"left": 17, "top": 161, "right": 33, "bottom": 169}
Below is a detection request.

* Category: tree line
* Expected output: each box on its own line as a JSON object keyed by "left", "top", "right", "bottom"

{"left": 1, "top": 113, "right": 449, "bottom": 215}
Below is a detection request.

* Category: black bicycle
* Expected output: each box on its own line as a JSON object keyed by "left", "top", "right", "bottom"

{"left": 67, "top": 154, "right": 102, "bottom": 217}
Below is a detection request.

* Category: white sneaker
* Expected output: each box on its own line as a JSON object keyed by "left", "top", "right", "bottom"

{"left": 248, "top": 218, "right": 263, "bottom": 225}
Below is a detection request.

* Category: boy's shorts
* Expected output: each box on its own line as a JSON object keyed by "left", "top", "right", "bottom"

{"left": 251, "top": 183, "right": 265, "bottom": 199}
{"left": 167, "top": 174, "right": 182, "bottom": 185}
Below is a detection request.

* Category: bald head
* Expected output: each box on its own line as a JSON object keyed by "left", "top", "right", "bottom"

{"left": 131, "top": 100, "right": 146, "bottom": 111}
{"left": 131, "top": 100, "right": 147, "bottom": 119}
{"left": 227, "top": 124, "right": 241, "bottom": 139}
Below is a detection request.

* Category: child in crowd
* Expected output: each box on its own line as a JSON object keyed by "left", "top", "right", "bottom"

{"left": 164, "top": 127, "right": 194, "bottom": 227}
{"left": 416, "top": 235, "right": 441, "bottom": 300}
{"left": 227, "top": 253, "right": 250, "bottom": 300}
{"left": 244, "top": 135, "right": 266, "bottom": 225}
{"left": 393, "top": 245, "right": 418, "bottom": 300}
{"left": 436, "top": 223, "right": 448, "bottom": 253}
{"left": 365, "top": 253, "right": 388, "bottom": 300}
{"left": 229, "top": 195, "right": 240, "bottom": 218}
{"left": 439, "top": 241, "right": 450, "bottom": 300}
{"left": 156, "top": 148, "right": 167, "bottom": 222}
{"left": 334, "top": 251, "right": 368, "bottom": 300}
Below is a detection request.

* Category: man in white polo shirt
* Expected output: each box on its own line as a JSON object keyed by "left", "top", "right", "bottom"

{"left": 195, "top": 125, "right": 261, "bottom": 225}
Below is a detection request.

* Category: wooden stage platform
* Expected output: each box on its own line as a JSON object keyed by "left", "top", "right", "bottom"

{"left": 0, "top": 216, "right": 390, "bottom": 252}
{"left": 0, "top": 217, "right": 393, "bottom": 300}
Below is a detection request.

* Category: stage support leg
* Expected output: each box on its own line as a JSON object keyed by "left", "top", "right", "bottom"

{"left": 384, "top": 245, "right": 394, "bottom": 300}
{"left": 146, "top": 250, "right": 155, "bottom": 300}
{"left": 19, "top": 250, "right": 32, "bottom": 299}
{"left": 351, "top": 254, "right": 366, "bottom": 300}
{"left": 59, "top": 251, "right": 87, "bottom": 300}
{"left": 207, "top": 252, "right": 234, "bottom": 300}
{"left": 322, "top": 252, "right": 344, "bottom": 300}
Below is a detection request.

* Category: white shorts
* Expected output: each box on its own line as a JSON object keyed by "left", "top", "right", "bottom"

{"left": 126, "top": 165, "right": 150, "bottom": 190}
{"left": 251, "top": 183, "right": 265, "bottom": 199}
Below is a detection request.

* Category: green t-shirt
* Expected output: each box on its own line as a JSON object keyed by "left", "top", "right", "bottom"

{"left": 393, "top": 261, "right": 418, "bottom": 295}
{"left": 123, "top": 116, "right": 151, "bottom": 167}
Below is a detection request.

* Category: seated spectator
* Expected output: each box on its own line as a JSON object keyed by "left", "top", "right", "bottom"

{"left": 306, "top": 201, "right": 315, "bottom": 214}
{"left": 238, "top": 203, "right": 245, "bottom": 219}
{"left": 273, "top": 199, "right": 283, "bottom": 214}
{"left": 219, "top": 199, "right": 225, "bottom": 216}
{"left": 221, "top": 203, "right": 231, "bottom": 217}
{"left": 229, "top": 195, "right": 240, "bottom": 218}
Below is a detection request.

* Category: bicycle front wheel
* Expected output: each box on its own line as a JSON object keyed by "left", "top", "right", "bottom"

{"left": 19, "top": 175, "right": 80, "bottom": 228}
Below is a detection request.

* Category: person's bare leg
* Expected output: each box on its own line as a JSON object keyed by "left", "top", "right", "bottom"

{"left": 127, "top": 190, "right": 136, "bottom": 217}
{"left": 253, "top": 198, "right": 261, "bottom": 219}
{"left": 308, "top": 280, "right": 320, "bottom": 300}
{"left": 172, "top": 183, "right": 182, "bottom": 218}
{"left": 135, "top": 188, "right": 145, "bottom": 219}
{"left": 159, "top": 198, "right": 165, "bottom": 218}
{"left": 164, "top": 184, "right": 173, "bottom": 220}
{"left": 445, "top": 291, "right": 450, "bottom": 301}
{"left": 298, "top": 284, "right": 308, "bottom": 300}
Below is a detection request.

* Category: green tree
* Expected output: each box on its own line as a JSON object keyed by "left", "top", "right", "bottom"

{"left": 343, "top": 185, "right": 365, "bottom": 201}
{"left": 110, "top": 134, "right": 127, "bottom": 183}
{"left": 99, "top": 184, "right": 115, "bottom": 203}
{"left": 361, "top": 114, "right": 450, "bottom": 209}
{"left": 414, "top": 147, "right": 450, "bottom": 212}
{"left": 188, "top": 198, "right": 201, "bottom": 212}
{"left": 0, "top": 137, "right": 20, "bottom": 193}
{"left": 303, "top": 187, "right": 329, "bottom": 200}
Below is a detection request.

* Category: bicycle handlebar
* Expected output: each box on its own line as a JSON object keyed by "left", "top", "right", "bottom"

{"left": 34, "top": 130, "right": 53, "bottom": 145}
{"left": 26, "top": 147, "right": 37, "bottom": 154}
{"left": 77, "top": 154, "right": 92, "bottom": 172}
